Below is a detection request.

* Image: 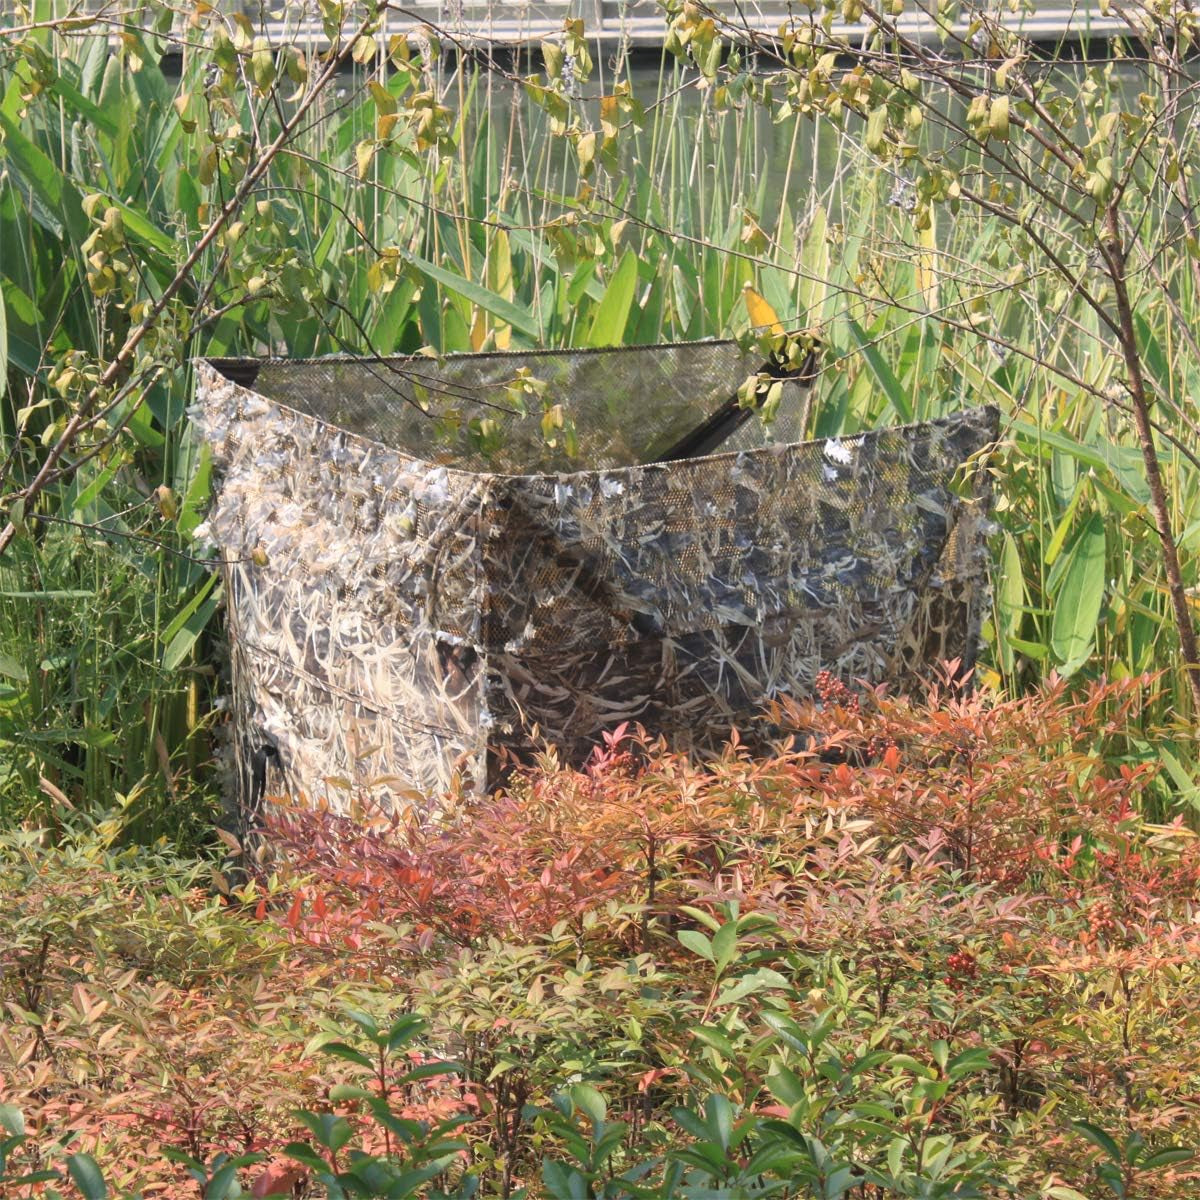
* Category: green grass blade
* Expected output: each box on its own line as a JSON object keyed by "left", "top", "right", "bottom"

{"left": 846, "top": 317, "right": 913, "bottom": 423}
{"left": 585, "top": 250, "right": 638, "bottom": 348}
{"left": 0, "top": 286, "right": 7, "bottom": 402}
{"left": 401, "top": 250, "right": 541, "bottom": 342}
{"left": 0, "top": 110, "right": 88, "bottom": 243}
{"left": 798, "top": 204, "right": 829, "bottom": 324}
{"left": 1050, "top": 513, "right": 1106, "bottom": 675}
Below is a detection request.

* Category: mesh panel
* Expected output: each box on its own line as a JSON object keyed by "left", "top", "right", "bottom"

{"left": 241, "top": 341, "right": 802, "bottom": 473}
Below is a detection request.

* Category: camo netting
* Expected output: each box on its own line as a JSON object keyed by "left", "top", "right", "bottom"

{"left": 193, "top": 343, "right": 998, "bottom": 818}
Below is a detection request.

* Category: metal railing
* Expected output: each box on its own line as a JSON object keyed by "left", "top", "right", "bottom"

{"left": 46, "top": 0, "right": 1133, "bottom": 49}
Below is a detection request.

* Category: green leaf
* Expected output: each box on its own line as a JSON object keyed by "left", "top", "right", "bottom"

{"left": 847, "top": 318, "right": 913, "bottom": 422}
{"left": 66, "top": 1152, "right": 107, "bottom": 1200}
{"left": 4, "top": 1170, "right": 58, "bottom": 1186}
{"left": 852, "top": 1101, "right": 897, "bottom": 1121}
{"left": 690, "top": 1024, "right": 737, "bottom": 1058}
{"left": 678, "top": 905, "right": 723, "bottom": 934}
{"left": 705, "top": 1094, "right": 733, "bottom": 1151}
{"left": 161, "top": 575, "right": 220, "bottom": 671}
{"left": 995, "top": 530, "right": 1025, "bottom": 673}
{"left": 159, "top": 1148, "right": 205, "bottom": 1169}
{"left": 280, "top": 1143, "right": 330, "bottom": 1172}
{"left": 1156, "top": 746, "right": 1200, "bottom": 809}
{"left": 716, "top": 967, "right": 790, "bottom": 1005}
{"left": 1013, "top": 421, "right": 1149, "bottom": 506}
{"left": 1138, "top": 1147, "right": 1193, "bottom": 1169}
{"left": 397, "top": 1059, "right": 464, "bottom": 1086}
{"left": 0, "top": 110, "right": 88, "bottom": 243}
{"left": 766, "top": 1065, "right": 807, "bottom": 1106}
{"left": 385, "top": 1013, "right": 427, "bottom": 1052}
{"left": 566, "top": 259, "right": 598, "bottom": 306}
{"left": 71, "top": 461, "right": 122, "bottom": 521}
{"left": 368, "top": 275, "right": 418, "bottom": 353}
{"left": 888, "top": 1053, "right": 935, "bottom": 1077}
{"left": 946, "top": 1047, "right": 992, "bottom": 1079}
{"left": 204, "top": 1162, "right": 239, "bottom": 1200}
{"left": 178, "top": 446, "right": 212, "bottom": 538}
{"left": 678, "top": 928, "right": 714, "bottom": 962}
{"left": 585, "top": 250, "right": 638, "bottom": 347}
{"left": 824, "top": 1164, "right": 856, "bottom": 1197}
{"left": 1008, "top": 635, "right": 1049, "bottom": 660}
{"left": 672, "top": 1105, "right": 710, "bottom": 1142}
{"left": 570, "top": 1083, "right": 607, "bottom": 1126}
{"left": 315, "top": 1041, "right": 375, "bottom": 1070}
{"left": 799, "top": 204, "right": 829, "bottom": 323}
{"left": 295, "top": 1111, "right": 354, "bottom": 1153}
{"left": 865, "top": 106, "right": 887, "bottom": 153}
{"left": 112, "top": 200, "right": 175, "bottom": 258}
{"left": 760, "top": 1011, "right": 811, "bottom": 1054}
{"left": 0, "top": 650, "right": 27, "bottom": 684}
{"left": 509, "top": 228, "right": 605, "bottom": 303}
{"left": 343, "top": 1006, "right": 381, "bottom": 1038}
{"left": 1073, "top": 1120, "right": 1124, "bottom": 1165}
{"left": 1044, "top": 477, "right": 1086, "bottom": 567}
{"left": 0, "top": 285, "right": 7, "bottom": 402}
{"left": 49, "top": 74, "right": 120, "bottom": 137}
{"left": 400, "top": 250, "right": 540, "bottom": 340}
{"left": 543, "top": 1159, "right": 589, "bottom": 1200}
{"left": 1050, "top": 513, "right": 1106, "bottom": 675}
{"left": 0, "top": 1104, "right": 25, "bottom": 1135}
{"left": 386, "top": 1161, "right": 461, "bottom": 1195}
{"left": 711, "top": 921, "right": 738, "bottom": 974}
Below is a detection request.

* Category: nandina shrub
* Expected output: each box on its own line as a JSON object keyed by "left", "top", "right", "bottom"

{"left": 264, "top": 723, "right": 854, "bottom": 962}
{"left": 265, "top": 673, "right": 1190, "bottom": 958}
{"left": 8, "top": 677, "right": 1199, "bottom": 1196}
{"left": 253, "top": 674, "right": 1200, "bottom": 1197}
{"left": 772, "top": 669, "right": 1168, "bottom": 887}
{"left": 0, "top": 814, "right": 428, "bottom": 1197}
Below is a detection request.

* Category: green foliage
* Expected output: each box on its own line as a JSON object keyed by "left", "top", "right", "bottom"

{"left": 224, "top": 680, "right": 1200, "bottom": 1196}
{"left": 0, "top": 808, "right": 414, "bottom": 1196}
{"left": 0, "top": 523, "right": 220, "bottom": 846}
{"left": 1, "top": 0, "right": 1200, "bottom": 799}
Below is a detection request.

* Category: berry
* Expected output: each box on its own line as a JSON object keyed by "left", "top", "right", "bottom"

{"left": 944, "top": 950, "right": 977, "bottom": 987}
{"left": 814, "top": 669, "right": 859, "bottom": 709}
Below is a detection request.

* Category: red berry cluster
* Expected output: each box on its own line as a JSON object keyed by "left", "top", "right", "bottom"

{"left": 943, "top": 949, "right": 977, "bottom": 990}
{"left": 814, "top": 669, "right": 860, "bottom": 711}
{"left": 1087, "top": 901, "right": 1118, "bottom": 941}
{"left": 866, "top": 734, "right": 899, "bottom": 759}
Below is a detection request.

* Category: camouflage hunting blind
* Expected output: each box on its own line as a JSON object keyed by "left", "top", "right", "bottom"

{"left": 193, "top": 342, "right": 998, "bottom": 818}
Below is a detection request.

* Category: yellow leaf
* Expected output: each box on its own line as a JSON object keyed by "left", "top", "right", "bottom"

{"left": 351, "top": 33, "right": 377, "bottom": 64}
{"left": 988, "top": 95, "right": 1010, "bottom": 141}
{"left": 355, "top": 140, "right": 375, "bottom": 180}
{"left": 576, "top": 131, "right": 597, "bottom": 176}
{"left": 154, "top": 485, "right": 177, "bottom": 521}
{"left": 487, "top": 228, "right": 514, "bottom": 349}
{"left": 470, "top": 306, "right": 487, "bottom": 351}
{"left": 915, "top": 207, "right": 939, "bottom": 312}
{"left": 744, "top": 285, "right": 783, "bottom": 335}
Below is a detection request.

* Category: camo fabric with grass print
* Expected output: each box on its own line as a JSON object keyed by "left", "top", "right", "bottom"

{"left": 193, "top": 344, "right": 998, "bottom": 819}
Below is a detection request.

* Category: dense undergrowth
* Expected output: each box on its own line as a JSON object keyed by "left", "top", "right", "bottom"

{"left": 2, "top": 677, "right": 1197, "bottom": 1197}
